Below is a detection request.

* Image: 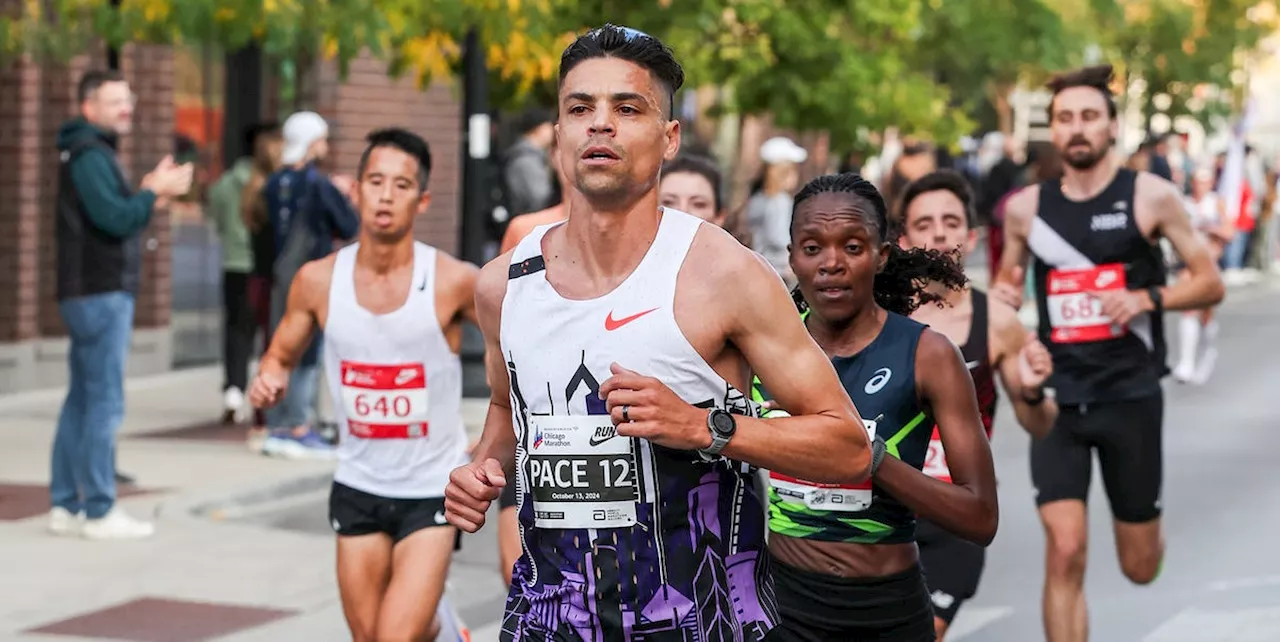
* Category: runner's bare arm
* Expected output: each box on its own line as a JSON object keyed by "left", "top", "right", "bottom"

{"left": 721, "top": 245, "right": 872, "bottom": 484}
{"left": 465, "top": 256, "right": 516, "bottom": 474}
{"left": 991, "top": 302, "right": 1057, "bottom": 438}
{"left": 261, "top": 258, "right": 328, "bottom": 371}
{"left": 445, "top": 255, "right": 515, "bottom": 533}
{"left": 992, "top": 186, "right": 1039, "bottom": 309}
{"left": 1145, "top": 176, "right": 1226, "bottom": 311}
{"left": 439, "top": 251, "right": 482, "bottom": 326}
{"left": 249, "top": 258, "right": 329, "bottom": 408}
{"left": 876, "top": 330, "right": 998, "bottom": 545}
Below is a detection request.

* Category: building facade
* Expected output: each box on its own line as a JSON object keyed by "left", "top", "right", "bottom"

{"left": 0, "top": 42, "right": 463, "bottom": 395}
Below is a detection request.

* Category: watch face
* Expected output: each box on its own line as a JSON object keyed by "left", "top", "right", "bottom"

{"left": 711, "top": 410, "right": 737, "bottom": 436}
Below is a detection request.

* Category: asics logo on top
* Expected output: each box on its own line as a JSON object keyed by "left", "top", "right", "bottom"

{"left": 589, "top": 425, "right": 618, "bottom": 447}
{"left": 394, "top": 368, "right": 418, "bottom": 386}
{"left": 604, "top": 307, "right": 660, "bottom": 331}
{"left": 864, "top": 368, "right": 892, "bottom": 394}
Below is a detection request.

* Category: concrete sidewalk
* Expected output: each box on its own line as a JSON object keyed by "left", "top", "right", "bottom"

{"left": 0, "top": 366, "right": 499, "bottom": 641}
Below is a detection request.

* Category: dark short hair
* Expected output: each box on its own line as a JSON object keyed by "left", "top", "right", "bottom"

{"left": 243, "top": 121, "right": 281, "bottom": 157}
{"left": 1046, "top": 64, "right": 1118, "bottom": 120}
{"left": 77, "top": 69, "right": 126, "bottom": 104}
{"left": 357, "top": 128, "right": 432, "bottom": 192}
{"left": 661, "top": 154, "right": 723, "bottom": 212}
{"left": 559, "top": 24, "right": 685, "bottom": 118}
{"left": 898, "top": 170, "right": 976, "bottom": 229}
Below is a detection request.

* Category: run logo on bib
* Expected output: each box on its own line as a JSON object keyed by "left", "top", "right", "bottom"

{"left": 768, "top": 419, "right": 878, "bottom": 512}
{"left": 922, "top": 425, "right": 951, "bottom": 483}
{"left": 1046, "top": 263, "right": 1127, "bottom": 343}
{"left": 340, "top": 361, "right": 429, "bottom": 439}
{"left": 528, "top": 415, "right": 638, "bottom": 529}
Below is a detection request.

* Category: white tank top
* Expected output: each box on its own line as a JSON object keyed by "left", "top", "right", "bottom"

{"left": 324, "top": 242, "right": 467, "bottom": 498}
{"left": 1190, "top": 193, "right": 1221, "bottom": 230}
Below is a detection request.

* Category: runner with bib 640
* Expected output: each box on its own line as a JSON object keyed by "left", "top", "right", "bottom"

{"left": 992, "top": 65, "right": 1224, "bottom": 642}
{"left": 445, "top": 26, "right": 872, "bottom": 642}
{"left": 250, "top": 128, "right": 478, "bottom": 642}
{"left": 757, "top": 173, "right": 998, "bottom": 641}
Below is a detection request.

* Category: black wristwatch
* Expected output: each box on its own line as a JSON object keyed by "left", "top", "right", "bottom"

{"left": 699, "top": 409, "right": 737, "bottom": 460}
{"left": 1022, "top": 387, "right": 1047, "bottom": 406}
{"left": 869, "top": 436, "right": 888, "bottom": 477}
{"left": 1146, "top": 286, "right": 1164, "bottom": 314}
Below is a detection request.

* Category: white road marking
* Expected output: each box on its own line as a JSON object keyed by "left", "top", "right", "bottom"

{"left": 1143, "top": 606, "right": 1280, "bottom": 641}
{"left": 1208, "top": 574, "right": 1280, "bottom": 592}
{"left": 946, "top": 606, "right": 1015, "bottom": 640}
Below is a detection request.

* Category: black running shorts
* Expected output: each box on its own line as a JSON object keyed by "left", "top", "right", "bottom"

{"left": 916, "top": 518, "right": 986, "bottom": 626}
{"left": 1030, "top": 391, "right": 1164, "bottom": 523}
{"left": 767, "top": 560, "right": 936, "bottom": 641}
{"left": 329, "top": 481, "right": 452, "bottom": 544}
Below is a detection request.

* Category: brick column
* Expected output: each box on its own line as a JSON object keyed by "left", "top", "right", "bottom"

{"left": 0, "top": 56, "right": 42, "bottom": 344}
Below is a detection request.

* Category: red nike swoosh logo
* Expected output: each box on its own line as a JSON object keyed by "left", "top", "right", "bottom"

{"left": 605, "top": 307, "right": 659, "bottom": 331}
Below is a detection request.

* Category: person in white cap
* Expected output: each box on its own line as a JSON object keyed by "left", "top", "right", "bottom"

{"left": 746, "top": 136, "right": 808, "bottom": 286}
{"left": 257, "top": 111, "right": 361, "bottom": 459}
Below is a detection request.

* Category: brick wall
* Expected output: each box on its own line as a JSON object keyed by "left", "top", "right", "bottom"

{"left": 313, "top": 52, "right": 462, "bottom": 254}
{"left": 0, "top": 56, "right": 41, "bottom": 343}
{"left": 0, "top": 43, "right": 172, "bottom": 344}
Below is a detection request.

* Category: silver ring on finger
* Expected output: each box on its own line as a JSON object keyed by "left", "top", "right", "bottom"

{"left": 622, "top": 404, "right": 631, "bottom": 423}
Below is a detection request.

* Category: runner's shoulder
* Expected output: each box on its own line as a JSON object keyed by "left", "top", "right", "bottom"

{"left": 685, "top": 221, "right": 777, "bottom": 290}
{"left": 294, "top": 254, "right": 337, "bottom": 300}
{"left": 474, "top": 249, "right": 514, "bottom": 323}
{"left": 1135, "top": 171, "right": 1187, "bottom": 219}
{"left": 433, "top": 247, "right": 480, "bottom": 291}
{"left": 1003, "top": 184, "right": 1041, "bottom": 226}
{"left": 915, "top": 327, "right": 968, "bottom": 392}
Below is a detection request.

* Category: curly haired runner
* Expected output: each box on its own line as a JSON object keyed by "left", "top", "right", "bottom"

{"left": 754, "top": 173, "right": 998, "bottom": 641}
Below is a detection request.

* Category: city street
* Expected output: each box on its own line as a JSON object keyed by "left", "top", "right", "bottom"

{"left": 0, "top": 279, "right": 1278, "bottom": 641}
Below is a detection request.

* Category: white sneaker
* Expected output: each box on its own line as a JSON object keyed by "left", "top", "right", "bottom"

{"left": 1191, "top": 346, "right": 1219, "bottom": 385}
{"left": 48, "top": 507, "right": 84, "bottom": 537}
{"left": 223, "top": 387, "right": 246, "bottom": 422}
{"left": 81, "top": 508, "right": 155, "bottom": 540}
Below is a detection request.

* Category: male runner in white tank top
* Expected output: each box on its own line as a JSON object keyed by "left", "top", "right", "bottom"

{"left": 250, "top": 128, "right": 477, "bottom": 642}
{"left": 446, "top": 25, "right": 877, "bottom": 642}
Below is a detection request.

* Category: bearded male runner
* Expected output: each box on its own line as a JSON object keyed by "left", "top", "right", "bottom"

{"left": 992, "top": 65, "right": 1224, "bottom": 642}
{"left": 898, "top": 169, "right": 1058, "bottom": 639}
{"left": 444, "top": 25, "right": 874, "bottom": 642}
{"left": 250, "top": 128, "right": 478, "bottom": 642}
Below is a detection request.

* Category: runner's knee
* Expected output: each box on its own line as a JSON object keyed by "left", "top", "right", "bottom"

{"left": 934, "top": 616, "right": 949, "bottom": 641}
{"left": 1116, "top": 524, "right": 1163, "bottom": 585}
{"left": 1044, "top": 523, "right": 1088, "bottom": 579}
{"left": 374, "top": 617, "right": 435, "bottom": 642}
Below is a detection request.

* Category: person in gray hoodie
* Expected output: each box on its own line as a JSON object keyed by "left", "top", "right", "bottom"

{"left": 51, "top": 69, "right": 193, "bottom": 540}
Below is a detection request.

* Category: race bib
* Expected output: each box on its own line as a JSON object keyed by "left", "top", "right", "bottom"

{"left": 340, "top": 361, "right": 429, "bottom": 439}
{"left": 922, "top": 426, "right": 951, "bottom": 483}
{"left": 769, "top": 419, "right": 878, "bottom": 512}
{"left": 1045, "top": 263, "right": 1127, "bottom": 343}
{"left": 527, "top": 415, "right": 638, "bottom": 529}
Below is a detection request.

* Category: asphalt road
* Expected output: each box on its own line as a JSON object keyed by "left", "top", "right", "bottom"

{"left": 247, "top": 281, "right": 1280, "bottom": 641}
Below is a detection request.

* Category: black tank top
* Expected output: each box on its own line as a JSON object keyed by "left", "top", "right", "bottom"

{"left": 923, "top": 290, "right": 997, "bottom": 483}
{"left": 766, "top": 312, "right": 934, "bottom": 544}
{"left": 1030, "top": 169, "right": 1168, "bottom": 405}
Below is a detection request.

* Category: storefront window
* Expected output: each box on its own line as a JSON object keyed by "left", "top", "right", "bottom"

{"left": 170, "top": 42, "right": 226, "bottom": 367}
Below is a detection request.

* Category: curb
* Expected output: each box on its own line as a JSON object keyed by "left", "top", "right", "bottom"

{"left": 189, "top": 471, "right": 333, "bottom": 520}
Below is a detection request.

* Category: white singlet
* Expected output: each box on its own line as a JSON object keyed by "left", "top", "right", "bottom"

{"left": 324, "top": 242, "right": 467, "bottom": 499}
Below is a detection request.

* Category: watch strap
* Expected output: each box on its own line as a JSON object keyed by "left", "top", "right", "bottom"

{"left": 869, "top": 436, "right": 887, "bottom": 477}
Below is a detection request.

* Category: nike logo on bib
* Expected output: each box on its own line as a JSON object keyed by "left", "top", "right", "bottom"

{"left": 605, "top": 307, "right": 659, "bottom": 331}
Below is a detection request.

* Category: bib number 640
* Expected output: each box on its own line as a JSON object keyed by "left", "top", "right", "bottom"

{"left": 353, "top": 393, "right": 412, "bottom": 418}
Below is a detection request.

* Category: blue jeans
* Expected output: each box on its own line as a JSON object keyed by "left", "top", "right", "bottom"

{"left": 51, "top": 291, "right": 134, "bottom": 519}
{"left": 266, "top": 362, "right": 319, "bottom": 430}
{"left": 1224, "top": 231, "right": 1252, "bottom": 270}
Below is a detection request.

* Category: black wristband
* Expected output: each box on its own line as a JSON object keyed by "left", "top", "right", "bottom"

{"left": 869, "top": 436, "right": 888, "bottom": 477}
{"left": 1022, "top": 387, "right": 1047, "bottom": 406}
{"left": 1147, "top": 286, "right": 1164, "bottom": 314}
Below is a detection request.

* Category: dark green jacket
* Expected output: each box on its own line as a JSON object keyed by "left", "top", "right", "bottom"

{"left": 55, "top": 118, "right": 157, "bottom": 299}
